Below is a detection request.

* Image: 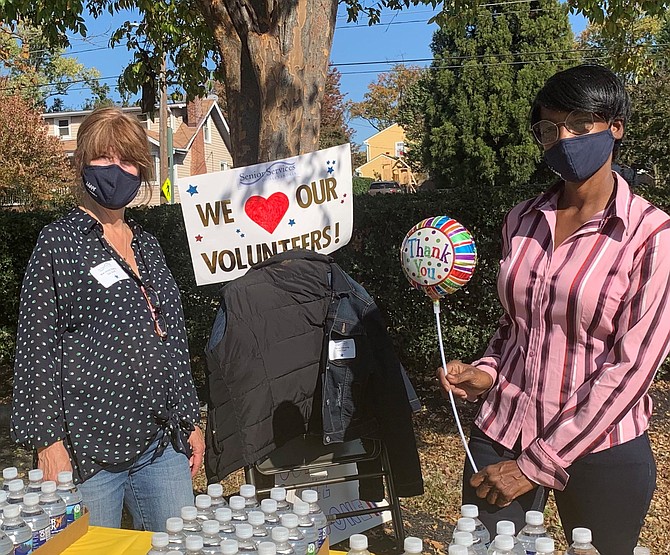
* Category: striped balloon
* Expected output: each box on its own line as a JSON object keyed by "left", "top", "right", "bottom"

{"left": 400, "top": 216, "right": 477, "bottom": 299}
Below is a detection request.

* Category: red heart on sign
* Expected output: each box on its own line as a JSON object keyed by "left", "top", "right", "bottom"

{"left": 244, "top": 192, "right": 289, "bottom": 234}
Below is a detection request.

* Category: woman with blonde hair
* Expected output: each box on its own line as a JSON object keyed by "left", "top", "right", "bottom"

{"left": 11, "top": 106, "right": 204, "bottom": 531}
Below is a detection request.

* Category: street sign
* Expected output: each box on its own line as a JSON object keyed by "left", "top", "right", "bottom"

{"left": 161, "top": 177, "right": 172, "bottom": 203}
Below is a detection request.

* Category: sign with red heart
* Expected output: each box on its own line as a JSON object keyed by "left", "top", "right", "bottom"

{"left": 244, "top": 193, "right": 289, "bottom": 233}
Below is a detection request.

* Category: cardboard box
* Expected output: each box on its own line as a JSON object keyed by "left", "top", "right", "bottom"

{"left": 32, "top": 509, "right": 89, "bottom": 555}
{"left": 318, "top": 537, "right": 330, "bottom": 555}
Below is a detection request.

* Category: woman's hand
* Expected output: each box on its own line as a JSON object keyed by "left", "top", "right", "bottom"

{"left": 37, "top": 441, "right": 72, "bottom": 481}
{"left": 188, "top": 427, "right": 205, "bottom": 478}
{"left": 470, "top": 460, "right": 535, "bottom": 507}
{"left": 436, "top": 360, "right": 494, "bottom": 402}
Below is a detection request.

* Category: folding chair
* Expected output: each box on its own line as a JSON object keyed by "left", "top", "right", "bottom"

{"left": 245, "top": 433, "right": 406, "bottom": 549}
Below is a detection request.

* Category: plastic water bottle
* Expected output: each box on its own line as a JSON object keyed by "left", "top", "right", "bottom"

{"left": 215, "top": 507, "right": 237, "bottom": 541}
{"left": 181, "top": 506, "right": 202, "bottom": 535}
{"left": 248, "top": 511, "right": 270, "bottom": 543}
{"left": 208, "top": 483, "right": 227, "bottom": 509}
{"left": 195, "top": 494, "right": 215, "bottom": 521}
{"left": 451, "top": 531, "right": 479, "bottom": 555}
{"left": 201, "top": 519, "right": 222, "bottom": 555}
{"left": 234, "top": 522, "right": 259, "bottom": 553}
{"left": 461, "top": 505, "right": 491, "bottom": 548}
{"left": 26, "top": 470, "right": 44, "bottom": 495}
{"left": 258, "top": 541, "right": 277, "bottom": 555}
{"left": 301, "top": 490, "right": 328, "bottom": 549}
{"left": 0, "top": 491, "right": 7, "bottom": 511}
{"left": 488, "top": 536, "right": 516, "bottom": 555}
{"left": 57, "top": 471, "right": 83, "bottom": 524}
{"left": 1, "top": 468, "right": 17, "bottom": 491}
{"left": 633, "top": 547, "right": 651, "bottom": 555}
{"left": 147, "top": 531, "right": 171, "bottom": 554}
{"left": 450, "top": 547, "right": 469, "bottom": 555}
{"left": 221, "top": 539, "right": 240, "bottom": 555}
{"left": 0, "top": 531, "right": 13, "bottom": 555}
{"left": 347, "top": 534, "right": 371, "bottom": 555}
{"left": 1, "top": 503, "right": 33, "bottom": 555}
{"left": 488, "top": 522, "right": 524, "bottom": 555}
{"left": 292, "top": 500, "right": 317, "bottom": 555}
{"left": 270, "top": 488, "right": 292, "bottom": 515}
{"left": 280, "top": 514, "right": 306, "bottom": 555}
{"left": 271, "top": 526, "right": 295, "bottom": 555}
{"left": 240, "top": 485, "right": 260, "bottom": 509}
{"left": 457, "top": 518, "right": 487, "bottom": 555}
{"left": 230, "top": 496, "right": 248, "bottom": 522}
{"left": 20, "top": 492, "right": 51, "bottom": 548}
{"left": 185, "top": 534, "right": 205, "bottom": 554}
{"left": 535, "top": 538, "right": 555, "bottom": 555}
{"left": 565, "top": 528, "right": 600, "bottom": 555}
{"left": 517, "top": 511, "right": 548, "bottom": 555}
{"left": 39, "top": 481, "right": 67, "bottom": 535}
{"left": 7, "top": 479, "right": 25, "bottom": 505}
{"left": 166, "top": 517, "right": 187, "bottom": 551}
{"left": 403, "top": 537, "right": 424, "bottom": 554}
{"left": 261, "top": 499, "right": 281, "bottom": 530}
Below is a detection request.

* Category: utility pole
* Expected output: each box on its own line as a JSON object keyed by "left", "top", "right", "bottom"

{"left": 159, "top": 53, "right": 169, "bottom": 204}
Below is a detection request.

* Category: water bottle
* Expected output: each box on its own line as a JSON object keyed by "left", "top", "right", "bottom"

{"left": 181, "top": 506, "right": 202, "bottom": 536}
{"left": 0, "top": 531, "right": 13, "bottom": 555}
{"left": 450, "top": 547, "right": 469, "bottom": 555}
{"left": 207, "top": 483, "right": 227, "bottom": 510}
{"left": 56, "top": 471, "right": 83, "bottom": 524}
{"left": 7, "top": 479, "right": 25, "bottom": 505}
{"left": 166, "top": 517, "right": 187, "bottom": 551}
{"left": 0, "top": 491, "right": 7, "bottom": 511}
{"left": 147, "top": 531, "right": 171, "bottom": 554}
{"left": 195, "top": 494, "right": 215, "bottom": 521}
{"left": 301, "top": 490, "right": 328, "bottom": 549}
{"left": 403, "top": 537, "right": 424, "bottom": 554}
{"left": 456, "top": 518, "right": 487, "bottom": 555}
{"left": 517, "top": 511, "right": 548, "bottom": 555}
{"left": 261, "top": 499, "right": 281, "bottom": 530}
{"left": 271, "top": 526, "right": 295, "bottom": 555}
{"left": 292, "top": 500, "right": 317, "bottom": 555}
{"left": 230, "top": 496, "right": 248, "bottom": 522}
{"left": 565, "top": 528, "right": 600, "bottom": 555}
{"left": 258, "top": 541, "right": 277, "bottom": 555}
{"left": 221, "top": 539, "right": 240, "bottom": 555}
{"left": 488, "top": 536, "right": 516, "bottom": 555}
{"left": 535, "top": 538, "right": 555, "bottom": 555}
{"left": 451, "top": 531, "right": 479, "bottom": 555}
{"left": 39, "top": 481, "right": 67, "bottom": 535}
{"left": 20, "top": 492, "right": 51, "bottom": 548}
{"left": 248, "top": 511, "right": 270, "bottom": 544}
{"left": 26, "top": 470, "right": 44, "bottom": 495}
{"left": 280, "top": 513, "right": 306, "bottom": 555}
{"left": 270, "top": 488, "right": 292, "bottom": 515}
{"left": 488, "top": 522, "right": 524, "bottom": 555}
{"left": 1, "top": 468, "right": 17, "bottom": 491}
{"left": 240, "top": 485, "right": 259, "bottom": 509}
{"left": 633, "top": 548, "right": 651, "bottom": 555}
{"left": 1, "top": 503, "right": 33, "bottom": 555}
{"left": 346, "top": 534, "right": 370, "bottom": 555}
{"left": 215, "top": 507, "right": 237, "bottom": 541}
{"left": 234, "top": 522, "right": 259, "bottom": 553}
{"left": 461, "top": 505, "right": 491, "bottom": 548}
{"left": 185, "top": 534, "right": 205, "bottom": 554}
{"left": 201, "top": 519, "right": 222, "bottom": 555}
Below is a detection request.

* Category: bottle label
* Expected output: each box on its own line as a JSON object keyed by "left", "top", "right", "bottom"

{"left": 306, "top": 541, "right": 317, "bottom": 554}
{"left": 33, "top": 525, "right": 52, "bottom": 547}
{"left": 51, "top": 513, "right": 67, "bottom": 534}
{"left": 66, "top": 502, "right": 82, "bottom": 523}
{"left": 14, "top": 539, "right": 33, "bottom": 555}
{"left": 317, "top": 526, "right": 328, "bottom": 548}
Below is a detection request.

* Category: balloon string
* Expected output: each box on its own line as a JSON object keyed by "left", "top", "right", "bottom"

{"left": 433, "top": 299, "right": 479, "bottom": 474}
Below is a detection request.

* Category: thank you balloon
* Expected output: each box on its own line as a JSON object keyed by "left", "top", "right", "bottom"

{"left": 400, "top": 216, "right": 477, "bottom": 300}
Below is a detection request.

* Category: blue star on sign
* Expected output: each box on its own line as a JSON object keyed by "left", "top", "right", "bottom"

{"left": 187, "top": 185, "right": 198, "bottom": 196}
{"left": 288, "top": 219, "right": 296, "bottom": 226}
{"left": 327, "top": 166, "right": 335, "bottom": 174}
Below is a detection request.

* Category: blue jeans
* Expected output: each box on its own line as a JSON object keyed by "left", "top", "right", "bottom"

{"left": 77, "top": 436, "right": 194, "bottom": 531}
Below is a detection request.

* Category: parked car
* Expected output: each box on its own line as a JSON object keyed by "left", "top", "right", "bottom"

{"left": 367, "top": 180, "right": 403, "bottom": 195}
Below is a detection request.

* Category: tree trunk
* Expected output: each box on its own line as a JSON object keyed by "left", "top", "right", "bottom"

{"left": 196, "top": 0, "right": 339, "bottom": 167}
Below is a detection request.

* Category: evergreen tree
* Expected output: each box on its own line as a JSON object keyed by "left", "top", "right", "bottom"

{"left": 319, "top": 66, "right": 354, "bottom": 149}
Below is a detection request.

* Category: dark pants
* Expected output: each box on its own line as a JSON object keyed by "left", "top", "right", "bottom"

{"left": 462, "top": 426, "right": 656, "bottom": 555}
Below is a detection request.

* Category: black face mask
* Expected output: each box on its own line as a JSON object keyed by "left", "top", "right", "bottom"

{"left": 82, "top": 164, "right": 142, "bottom": 210}
{"left": 543, "top": 129, "right": 615, "bottom": 183}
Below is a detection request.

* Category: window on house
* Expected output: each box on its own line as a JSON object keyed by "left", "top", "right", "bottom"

{"left": 57, "top": 119, "right": 71, "bottom": 138}
{"left": 220, "top": 161, "right": 229, "bottom": 172}
{"left": 138, "top": 113, "right": 152, "bottom": 130}
{"left": 203, "top": 117, "right": 212, "bottom": 143}
{"left": 395, "top": 141, "right": 405, "bottom": 157}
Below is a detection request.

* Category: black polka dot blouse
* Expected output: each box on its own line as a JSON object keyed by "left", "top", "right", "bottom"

{"left": 10, "top": 208, "right": 200, "bottom": 483}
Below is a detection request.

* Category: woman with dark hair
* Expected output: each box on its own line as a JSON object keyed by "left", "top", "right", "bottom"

{"left": 11, "top": 107, "right": 204, "bottom": 531}
{"left": 437, "top": 64, "right": 670, "bottom": 554}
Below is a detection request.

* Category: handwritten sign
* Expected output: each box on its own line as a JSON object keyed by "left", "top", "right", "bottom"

{"left": 177, "top": 144, "right": 353, "bottom": 285}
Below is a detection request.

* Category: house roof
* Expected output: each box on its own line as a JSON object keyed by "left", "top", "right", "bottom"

{"left": 354, "top": 152, "right": 398, "bottom": 173}
{"left": 362, "top": 123, "right": 401, "bottom": 145}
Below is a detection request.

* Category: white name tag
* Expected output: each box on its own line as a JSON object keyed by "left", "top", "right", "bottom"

{"left": 329, "top": 338, "right": 356, "bottom": 361}
{"left": 89, "top": 259, "right": 130, "bottom": 288}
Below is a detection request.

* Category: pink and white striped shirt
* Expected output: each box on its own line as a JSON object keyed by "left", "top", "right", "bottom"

{"left": 473, "top": 172, "right": 670, "bottom": 490}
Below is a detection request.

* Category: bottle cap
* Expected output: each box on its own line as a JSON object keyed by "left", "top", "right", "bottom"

{"left": 220, "top": 539, "right": 239, "bottom": 555}
{"left": 23, "top": 492, "right": 40, "bottom": 506}
{"left": 404, "top": 536, "right": 423, "bottom": 554}
{"left": 525, "top": 510, "right": 543, "bottom": 526}
{"left": 2, "top": 504, "right": 20, "bottom": 518}
{"left": 166, "top": 517, "right": 184, "bottom": 532}
{"left": 280, "top": 513, "right": 298, "bottom": 529}
{"left": 151, "top": 532, "right": 169, "bottom": 548}
{"left": 456, "top": 517, "right": 475, "bottom": 532}
{"left": 292, "top": 499, "right": 310, "bottom": 516}
{"left": 207, "top": 483, "right": 223, "bottom": 498}
{"left": 235, "top": 522, "right": 253, "bottom": 539}
{"left": 261, "top": 499, "right": 278, "bottom": 513}
{"left": 248, "top": 511, "right": 265, "bottom": 526}
{"left": 453, "top": 531, "right": 473, "bottom": 546}
{"left": 258, "top": 541, "right": 277, "bottom": 555}
{"left": 185, "top": 535, "right": 203, "bottom": 549}
{"left": 8, "top": 479, "right": 24, "bottom": 492}
{"left": 572, "top": 527, "right": 592, "bottom": 544}
{"left": 302, "top": 489, "right": 318, "bottom": 504}
{"left": 229, "top": 495, "right": 246, "bottom": 510}
{"left": 494, "top": 535, "right": 514, "bottom": 550}
{"left": 202, "top": 519, "right": 220, "bottom": 534}
{"left": 349, "top": 534, "right": 368, "bottom": 550}
{"left": 181, "top": 506, "right": 198, "bottom": 520}
{"left": 239, "top": 484, "right": 256, "bottom": 498}
{"left": 535, "top": 537, "right": 555, "bottom": 553}
{"left": 460, "top": 504, "right": 479, "bottom": 519}
{"left": 271, "top": 526, "right": 289, "bottom": 542}
{"left": 195, "top": 494, "right": 212, "bottom": 508}
{"left": 41, "top": 481, "right": 57, "bottom": 494}
{"left": 0, "top": 491, "right": 7, "bottom": 503}
{"left": 496, "top": 520, "right": 515, "bottom": 536}
{"left": 28, "top": 469, "right": 43, "bottom": 482}
{"left": 633, "top": 548, "right": 651, "bottom": 555}
{"left": 448, "top": 546, "right": 468, "bottom": 555}
{"left": 57, "top": 471, "right": 73, "bottom": 484}
{"left": 2, "top": 467, "right": 17, "bottom": 480}
{"left": 215, "top": 507, "right": 232, "bottom": 523}
{"left": 270, "top": 487, "right": 287, "bottom": 501}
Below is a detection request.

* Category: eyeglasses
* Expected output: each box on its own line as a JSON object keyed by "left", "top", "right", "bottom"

{"left": 531, "top": 111, "right": 603, "bottom": 146}
{"left": 141, "top": 285, "right": 168, "bottom": 341}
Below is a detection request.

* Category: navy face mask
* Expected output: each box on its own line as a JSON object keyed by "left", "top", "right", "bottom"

{"left": 543, "top": 128, "right": 615, "bottom": 183}
{"left": 82, "top": 164, "right": 142, "bottom": 210}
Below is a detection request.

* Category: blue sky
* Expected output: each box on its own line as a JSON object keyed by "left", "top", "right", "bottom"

{"left": 61, "top": 4, "right": 587, "bottom": 143}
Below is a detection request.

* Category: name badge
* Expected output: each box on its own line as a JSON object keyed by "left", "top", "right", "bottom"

{"left": 329, "top": 338, "right": 356, "bottom": 361}
{"left": 90, "top": 259, "right": 130, "bottom": 288}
